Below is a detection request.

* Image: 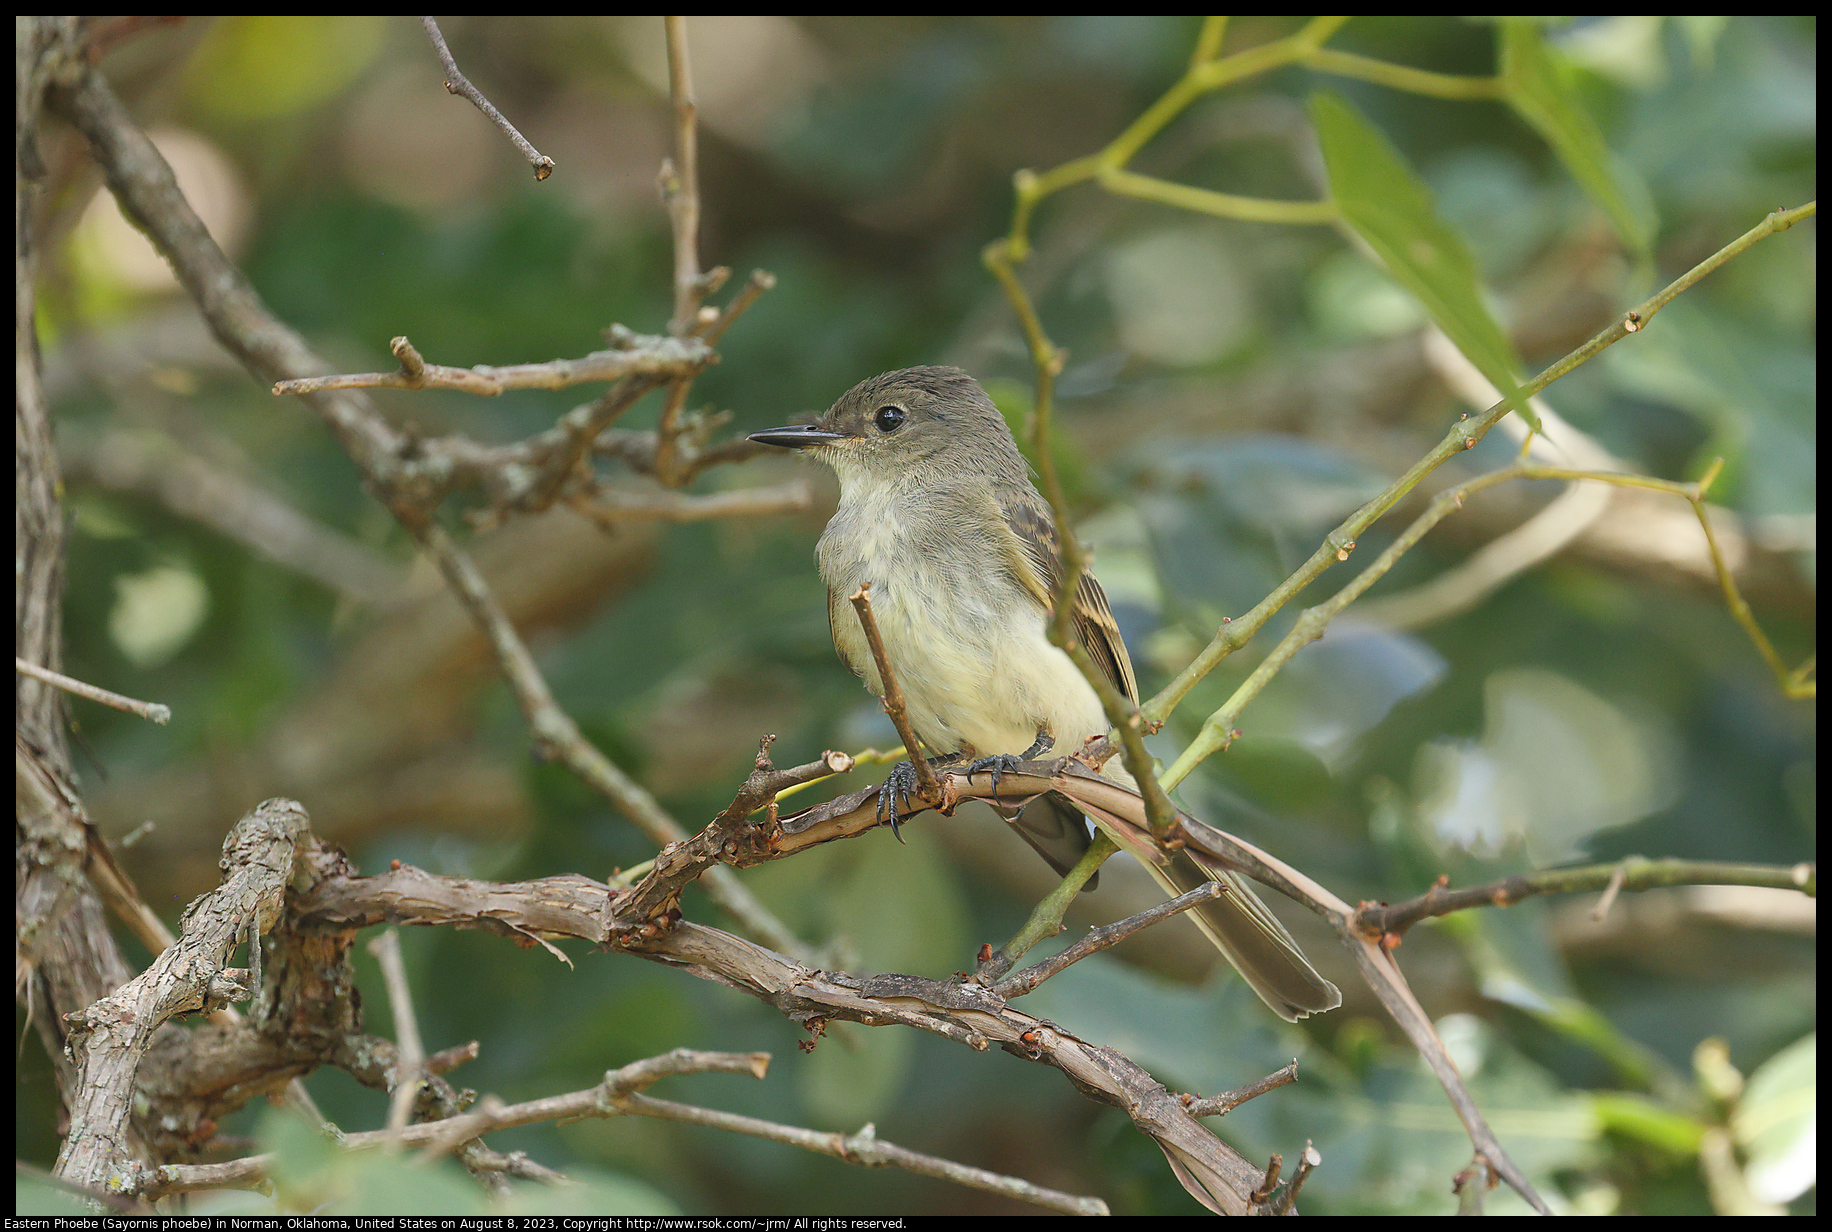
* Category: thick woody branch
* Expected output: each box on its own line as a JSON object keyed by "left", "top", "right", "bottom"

{"left": 55, "top": 799, "right": 311, "bottom": 1192}
{"left": 773, "top": 760, "right": 1558, "bottom": 1211}
{"left": 294, "top": 867, "right": 1265, "bottom": 1213}
{"left": 271, "top": 770, "right": 1808, "bottom": 1215}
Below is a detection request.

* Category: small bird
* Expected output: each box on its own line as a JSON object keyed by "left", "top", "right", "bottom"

{"left": 750, "top": 366, "right": 1339, "bottom": 1020}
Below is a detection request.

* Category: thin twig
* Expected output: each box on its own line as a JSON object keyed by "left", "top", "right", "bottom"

{"left": 421, "top": 16, "right": 554, "bottom": 179}
{"left": 1358, "top": 857, "right": 1816, "bottom": 940}
{"left": 661, "top": 16, "right": 702, "bottom": 336}
{"left": 367, "top": 929, "right": 426, "bottom": 1142}
{"left": 1148, "top": 200, "right": 1816, "bottom": 736}
{"left": 848, "top": 583, "right": 942, "bottom": 807}
{"left": 616, "top": 739, "right": 854, "bottom": 925}
{"left": 699, "top": 268, "right": 778, "bottom": 345}
{"left": 616, "top": 1091, "right": 1108, "bottom": 1215}
{"left": 567, "top": 479, "right": 812, "bottom": 525}
{"left": 776, "top": 762, "right": 1555, "bottom": 1211}
{"left": 16, "top": 657, "right": 170, "bottom": 724}
{"left": 1184, "top": 1061, "right": 1299, "bottom": 1118}
{"left": 982, "top": 243, "right": 1177, "bottom": 836}
{"left": 584, "top": 1051, "right": 1110, "bottom": 1213}
{"left": 168, "top": 1041, "right": 1104, "bottom": 1214}
{"left": 1693, "top": 463, "right": 1813, "bottom": 697}
{"left": 1593, "top": 862, "right": 1630, "bottom": 921}
{"left": 271, "top": 333, "right": 711, "bottom": 397}
{"left": 1001, "top": 16, "right": 1359, "bottom": 257}
{"left": 1251, "top": 1153, "right": 1281, "bottom": 1204}
{"left": 1158, "top": 447, "right": 1817, "bottom": 790}
{"left": 1267, "top": 1141, "right": 1323, "bottom": 1215}
{"left": 592, "top": 426, "right": 771, "bottom": 482}
{"left": 1358, "top": 329, "right": 1616, "bottom": 629}
{"left": 995, "top": 879, "right": 1226, "bottom": 997}
{"left": 980, "top": 829, "right": 1120, "bottom": 978}
{"left": 651, "top": 16, "right": 704, "bottom": 487}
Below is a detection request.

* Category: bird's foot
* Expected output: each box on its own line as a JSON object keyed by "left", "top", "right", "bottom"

{"left": 966, "top": 733, "right": 1054, "bottom": 796}
{"left": 965, "top": 753, "right": 1024, "bottom": 794}
{"left": 877, "top": 752, "right": 961, "bottom": 841}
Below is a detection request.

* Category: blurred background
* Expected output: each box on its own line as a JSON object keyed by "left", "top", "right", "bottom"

{"left": 24, "top": 15, "right": 1814, "bottom": 1216}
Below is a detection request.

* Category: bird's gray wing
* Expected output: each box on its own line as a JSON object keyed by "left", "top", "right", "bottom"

{"left": 997, "top": 484, "right": 1138, "bottom": 704}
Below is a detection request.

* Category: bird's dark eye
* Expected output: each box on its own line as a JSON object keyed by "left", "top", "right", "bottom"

{"left": 873, "top": 404, "right": 906, "bottom": 433}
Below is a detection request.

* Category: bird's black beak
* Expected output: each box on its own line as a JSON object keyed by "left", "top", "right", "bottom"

{"left": 748, "top": 425, "right": 848, "bottom": 450}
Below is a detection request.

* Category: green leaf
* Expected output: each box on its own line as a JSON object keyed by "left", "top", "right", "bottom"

{"left": 1309, "top": 91, "right": 1534, "bottom": 430}
{"left": 1500, "top": 21, "right": 1656, "bottom": 254}
{"left": 1735, "top": 1032, "right": 1816, "bottom": 1204}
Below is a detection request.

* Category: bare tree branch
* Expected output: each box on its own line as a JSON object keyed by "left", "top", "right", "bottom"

{"left": 55, "top": 799, "right": 309, "bottom": 1191}
{"left": 421, "top": 16, "right": 554, "bottom": 179}
{"left": 16, "top": 657, "right": 171, "bottom": 724}
{"left": 271, "top": 332, "right": 709, "bottom": 398}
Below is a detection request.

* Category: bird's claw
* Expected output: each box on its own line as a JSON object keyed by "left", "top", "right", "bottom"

{"left": 876, "top": 759, "right": 924, "bottom": 841}
{"left": 966, "top": 733, "right": 1055, "bottom": 797}
{"left": 876, "top": 753, "right": 962, "bottom": 841}
{"left": 966, "top": 752, "right": 1026, "bottom": 795}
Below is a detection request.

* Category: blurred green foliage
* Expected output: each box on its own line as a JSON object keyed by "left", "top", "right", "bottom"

{"left": 30, "top": 15, "right": 1813, "bottom": 1217}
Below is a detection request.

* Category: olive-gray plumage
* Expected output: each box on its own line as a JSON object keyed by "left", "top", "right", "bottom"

{"left": 751, "top": 366, "right": 1339, "bottom": 1020}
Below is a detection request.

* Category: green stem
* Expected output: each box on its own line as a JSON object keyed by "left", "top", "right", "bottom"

{"left": 992, "top": 831, "right": 1119, "bottom": 970}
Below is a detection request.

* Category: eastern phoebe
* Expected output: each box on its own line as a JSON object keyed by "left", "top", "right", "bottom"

{"left": 751, "top": 366, "right": 1339, "bottom": 1020}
